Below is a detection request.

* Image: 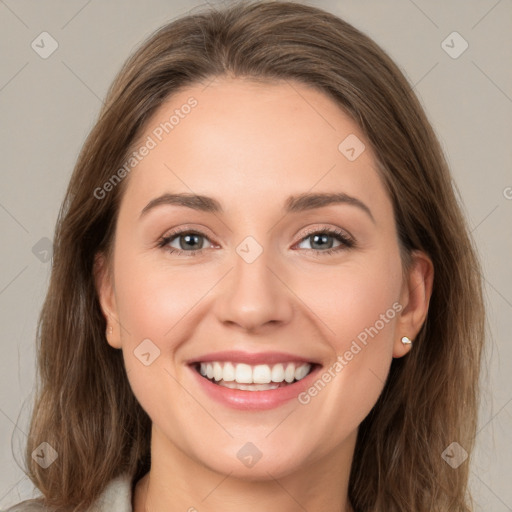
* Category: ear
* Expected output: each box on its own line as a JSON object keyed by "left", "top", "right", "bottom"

{"left": 393, "top": 250, "right": 434, "bottom": 358}
{"left": 94, "top": 251, "right": 122, "bottom": 349}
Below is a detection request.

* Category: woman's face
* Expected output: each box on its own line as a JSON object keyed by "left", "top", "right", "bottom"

{"left": 97, "top": 77, "right": 430, "bottom": 480}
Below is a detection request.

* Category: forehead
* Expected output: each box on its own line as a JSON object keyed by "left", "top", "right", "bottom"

{"left": 120, "top": 77, "right": 390, "bottom": 220}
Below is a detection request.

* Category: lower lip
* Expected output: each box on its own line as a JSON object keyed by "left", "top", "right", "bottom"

{"left": 189, "top": 364, "right": 321, "bottom": 410}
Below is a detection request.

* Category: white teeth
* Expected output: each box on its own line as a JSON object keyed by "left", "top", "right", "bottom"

{"left": 218, "top": 381, "right": 280, "bottom": 391}
{"left": 284, "top": 363, "right": 295, "bottom": 383}
{"left": 253, "top": 364, "right": 272, "bottom": 384}
{"left": 235, "top": 363, "right": 253, "bottom": 383}
{"left": 223, "top": 362, "right": 235, "bottom": 382}
{"left": 197, "top": 361, "right": 312, "bottom": 385}
{"left": 294, "top": 364, "right": 309, "bottom": 380}
{"left": 213, "top": 362, "right": 223, "bottom": 382}
{"left": 271, "top": 363, "right": 284, "bottom": 382}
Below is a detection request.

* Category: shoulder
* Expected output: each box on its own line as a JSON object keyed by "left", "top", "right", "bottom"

{"left": 88, "top": 472, "right": 134, "bottom": 511}
{"left": 3, "top": 503, "right": 47, "bottom": 512}
{"left": 3, "top": 473, "right": 134, "bottom": 512}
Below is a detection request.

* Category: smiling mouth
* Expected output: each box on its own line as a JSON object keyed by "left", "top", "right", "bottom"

{"left": 193, "top": 361, "right": 316, "bottom": 391}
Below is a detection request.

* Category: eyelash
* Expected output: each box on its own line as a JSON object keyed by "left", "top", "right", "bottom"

{"left": 157, "top": 226, "right": 355, "bottom": 257}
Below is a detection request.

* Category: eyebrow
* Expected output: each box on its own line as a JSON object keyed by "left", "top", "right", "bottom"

{"left": 139, "top": 192, "right": 375, "bottom": 223}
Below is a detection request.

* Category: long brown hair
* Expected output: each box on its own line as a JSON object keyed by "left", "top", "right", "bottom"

{"left": 11, "top": 1, "right": 485, "bottom": 510}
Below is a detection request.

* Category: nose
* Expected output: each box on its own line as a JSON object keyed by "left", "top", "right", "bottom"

{"left": 212, "top": 245, "right": 294, "bottom": 333}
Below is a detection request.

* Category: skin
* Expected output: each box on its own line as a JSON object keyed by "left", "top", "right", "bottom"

{"left": 95, "top": 77, "right": 433, "bottom": 512}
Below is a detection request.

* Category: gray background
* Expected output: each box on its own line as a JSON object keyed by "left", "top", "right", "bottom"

{"left": 0, "top": 0, "right": 511, "bottom": 510}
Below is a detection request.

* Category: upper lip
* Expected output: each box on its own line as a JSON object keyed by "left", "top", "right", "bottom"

{"left": 187, "top": 350, "right": 321, "bottom": 366}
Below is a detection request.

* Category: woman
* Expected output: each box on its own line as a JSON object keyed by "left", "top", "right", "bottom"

{"left": 7, "top": 1, "right": 485, "bottom": 511}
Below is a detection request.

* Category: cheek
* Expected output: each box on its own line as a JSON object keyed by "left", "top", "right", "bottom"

{"left": 294, "top": 257, "right": 402, "bottom": 437}
{"left": 297, "top": 250, "right": 403, "bottom": 388}
{"left": 113, "top": 254, "right": 201, "bottom": 423}
{"left": 303, "top": 252, "right": 401, "bottom": 340}
{"left": 112, "top": 253, "right": 219, "bottom": 401}
{"left": 114, "top": 252, "right": 209, "bottom": 341}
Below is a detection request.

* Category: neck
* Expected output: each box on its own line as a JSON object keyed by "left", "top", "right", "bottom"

{"left": 133, "top": 425, "right": 357, "bottom": 512}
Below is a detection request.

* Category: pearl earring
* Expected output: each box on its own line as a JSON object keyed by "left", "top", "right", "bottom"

{"left": 107, "top": 325, "right": 113, "bottom": 335}
{"left": 401, "top": 336, "right": 412, "bottom": 345}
